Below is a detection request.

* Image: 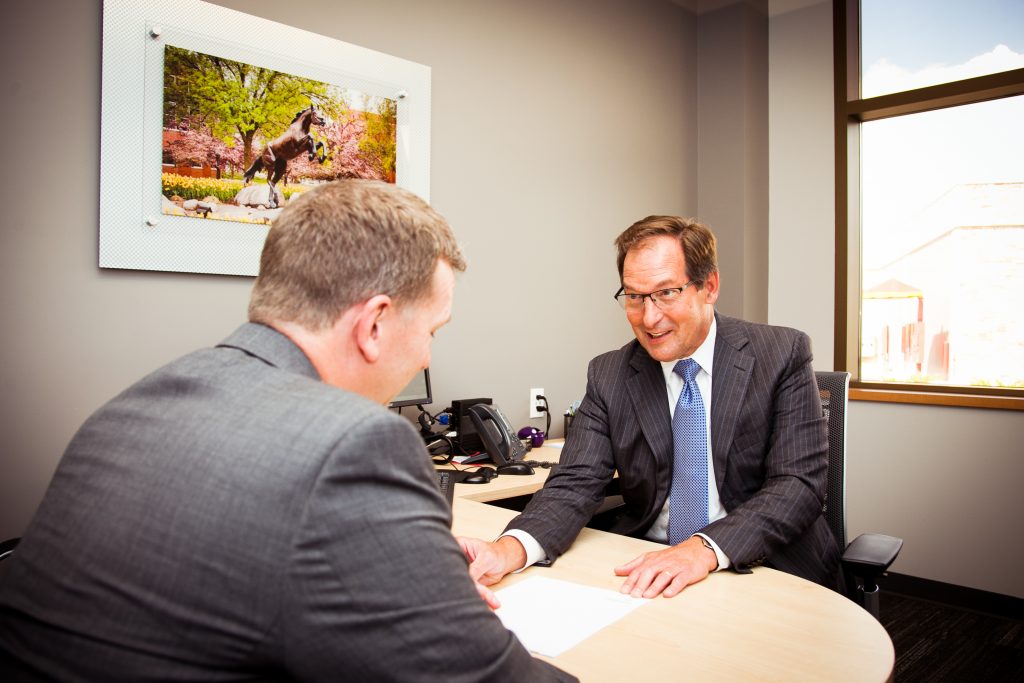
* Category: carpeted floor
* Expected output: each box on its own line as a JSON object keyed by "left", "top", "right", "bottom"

{"left": 879, "top": 592, "right": 1024, "bottom": 681}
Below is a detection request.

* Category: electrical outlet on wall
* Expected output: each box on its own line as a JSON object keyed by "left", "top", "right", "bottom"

{"left": 529, "top": 387, "right": 545, "bottom": 418}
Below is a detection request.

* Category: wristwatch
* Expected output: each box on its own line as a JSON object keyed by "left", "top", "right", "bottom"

{"left": 695, "top": 534, "right": 719, "bottom": 569}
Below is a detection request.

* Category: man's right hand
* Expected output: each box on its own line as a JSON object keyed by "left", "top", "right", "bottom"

{"left": 457, "top": 535, "right": 528, "bottom": 586}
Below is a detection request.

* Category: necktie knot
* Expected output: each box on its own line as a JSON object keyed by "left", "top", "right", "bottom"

{"left": 673, "top": 358, "right": 700, "bottom": 384}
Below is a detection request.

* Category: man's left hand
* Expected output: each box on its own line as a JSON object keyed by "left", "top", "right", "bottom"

{"left": 614, "top": 536, "right": 718, "bottom": 598}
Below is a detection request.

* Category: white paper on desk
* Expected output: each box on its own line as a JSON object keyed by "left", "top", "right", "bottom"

{"left": 494, "top": 576, "right": 647, "bottom": 657}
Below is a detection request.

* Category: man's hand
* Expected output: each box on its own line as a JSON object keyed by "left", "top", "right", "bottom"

{"left": 457, "top": 535, "right": 528, "bottom": 587}
{"left": 471, "top": 579, "right": 501, "bottom": 610}
{"left": 614, "top": 536, "right": 718, "bottom": 598}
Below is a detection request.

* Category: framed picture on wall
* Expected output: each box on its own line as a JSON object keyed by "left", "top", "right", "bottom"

{"left": 100, "top": 0, "right": 430, "bottom": 276}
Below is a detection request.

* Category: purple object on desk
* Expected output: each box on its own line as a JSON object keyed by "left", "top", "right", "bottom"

{"left": 517, "top": 426, "right": 546, "bottom": 448}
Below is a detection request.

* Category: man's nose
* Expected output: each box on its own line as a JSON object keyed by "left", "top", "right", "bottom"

{"left": 641, "top": 297, "right": 663, "bottom": 326}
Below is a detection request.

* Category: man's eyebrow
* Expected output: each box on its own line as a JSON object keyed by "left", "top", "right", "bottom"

{"left": 621, "top": 279, "right": 683, "bottom": 292}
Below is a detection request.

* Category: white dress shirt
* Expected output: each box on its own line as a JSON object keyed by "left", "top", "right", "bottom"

{"left": 504, "top": 317, "right": 731, "bottom": 571}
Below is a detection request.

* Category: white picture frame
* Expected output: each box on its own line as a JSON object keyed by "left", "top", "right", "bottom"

{"left": 100, "top": 0, "right": 431, "bottom": 276}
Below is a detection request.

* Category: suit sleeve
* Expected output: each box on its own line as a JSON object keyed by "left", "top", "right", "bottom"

{"left": 504, "top": 357, "right": 620, "bottom": 558}
{"left": 279, "top": 413, "right": 575, "bottom": 682}
{"left": 704, "top": 330, "right": 830, "bottom": 570}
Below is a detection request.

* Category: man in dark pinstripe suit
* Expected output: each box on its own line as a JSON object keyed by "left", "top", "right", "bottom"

{"left": 460, "top": 216, "right": 840, "bottom": 599}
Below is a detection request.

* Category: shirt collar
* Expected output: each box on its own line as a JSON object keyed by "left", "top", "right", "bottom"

{"left": 659, "top": 315, "right": 716, "bottom": 382}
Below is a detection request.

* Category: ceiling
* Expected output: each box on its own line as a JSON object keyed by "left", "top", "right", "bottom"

{"left": 669, "top": 0, "right": 825, "bottom": 16}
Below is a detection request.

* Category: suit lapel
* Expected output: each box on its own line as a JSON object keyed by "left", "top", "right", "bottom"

{"left": 625, "top": 343, "right": 673, "bottom": 471}
{"left": 710, "top": 314, "right": 753, "bottom": 491}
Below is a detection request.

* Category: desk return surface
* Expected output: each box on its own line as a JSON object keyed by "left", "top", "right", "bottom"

{"left": 448, "top": 442, "right": 562, "bottom": 502}
{"left": 448, "top": 448, "right": 895, "bottom": 683}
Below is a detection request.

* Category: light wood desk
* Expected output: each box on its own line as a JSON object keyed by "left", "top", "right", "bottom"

{"left": 447, "top": 443, "right": 895, "bottom": 682}
{"left": 447, "top": 442, "right": 565, "bottom": 502}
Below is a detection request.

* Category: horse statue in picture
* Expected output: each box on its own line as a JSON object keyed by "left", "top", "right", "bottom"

{"left": 242, "top": 105, "right": 327, "bottom": 209}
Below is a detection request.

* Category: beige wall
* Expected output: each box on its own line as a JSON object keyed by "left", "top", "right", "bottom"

{"left": 768, "top": 0, "right": 1024, "bottom": 599}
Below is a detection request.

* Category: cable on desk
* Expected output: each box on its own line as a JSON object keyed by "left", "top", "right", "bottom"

{"left": 522, "top": 460, "right": 558, "bottom": 470}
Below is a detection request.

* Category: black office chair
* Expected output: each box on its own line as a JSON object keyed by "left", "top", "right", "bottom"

{"left": 816, "top": 371, "right": 903, "bottom": 620}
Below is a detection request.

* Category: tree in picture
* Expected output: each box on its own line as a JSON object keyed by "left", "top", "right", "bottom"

{"left": 161, "top": 45, "right": 397, "bottom": 224}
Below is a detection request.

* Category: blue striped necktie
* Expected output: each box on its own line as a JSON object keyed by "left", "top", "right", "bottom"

{"left": 668, "top": 358, "right": 709, "bottom": 545}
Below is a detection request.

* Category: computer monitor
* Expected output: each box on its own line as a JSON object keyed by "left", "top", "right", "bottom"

{"left": 389, "top": 368, "right": 432, "bottom": 409}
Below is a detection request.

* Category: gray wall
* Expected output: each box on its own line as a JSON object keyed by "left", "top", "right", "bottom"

{"left": 0, "top": 0, "right": 696, "bottom": 538}
{"left": 2, "top": 0, "right": 1021, "bottom": 600}
{"left": 698, "top": 1, "right": 769, "bottom": 322}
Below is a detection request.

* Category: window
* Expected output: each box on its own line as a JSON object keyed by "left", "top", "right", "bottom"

{"left": 836, "top": 0, "right": 1024, "bottom": 408}
{"left": 860, "top": 0, "right": 1024, "bottom": 98}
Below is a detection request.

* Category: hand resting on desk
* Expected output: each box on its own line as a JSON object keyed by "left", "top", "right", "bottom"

{"left": 459, "top": 536, "right": 528, "bottom": 587}
{"left": 614, "top": 535, "right": 719, "bottom": 598}
{"left": 471, "top": 577, "right": 501, "bottom": 610}
{"left": 459, "top": 533, "right": 718, "bottom": 599}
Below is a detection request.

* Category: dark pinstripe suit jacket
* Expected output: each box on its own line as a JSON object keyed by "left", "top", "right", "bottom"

{"left": 507, "top": 313, "right": 840, "bottom": 587}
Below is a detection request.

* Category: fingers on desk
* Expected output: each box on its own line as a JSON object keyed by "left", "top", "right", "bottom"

{"left": 615, "top": 547, "right": 710, "bottom": 599}
{"left": 473, "top": 580, "right": 501, "bottom": 610}
{"left": 459, "top": 536, "right": 517, "bottom": 587}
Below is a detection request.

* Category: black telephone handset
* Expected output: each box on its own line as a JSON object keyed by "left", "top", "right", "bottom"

{"left": 467, "top": 404, "right": 534, "bottom": 475}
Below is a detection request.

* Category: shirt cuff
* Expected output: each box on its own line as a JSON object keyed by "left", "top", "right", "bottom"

{"left": 499, "top": 529, "right": 547, "bottom": 572}
{"left": 695, "top": 532, "right": 731, "bottom": 571}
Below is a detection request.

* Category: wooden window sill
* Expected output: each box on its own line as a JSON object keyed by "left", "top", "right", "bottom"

{"left": 850, "top": 387, "right": 1024, "bottom": 411}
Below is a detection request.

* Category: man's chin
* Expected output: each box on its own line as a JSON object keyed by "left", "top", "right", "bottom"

{"left": 638, "top": 336, "right": 678, "bottom": 362}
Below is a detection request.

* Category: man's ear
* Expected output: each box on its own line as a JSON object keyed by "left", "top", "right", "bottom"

{"left": 702, "top": 271, "right": 720, "bottom": 305}
{"left": 352, "top": 294, "right": 393, "bottom": 363}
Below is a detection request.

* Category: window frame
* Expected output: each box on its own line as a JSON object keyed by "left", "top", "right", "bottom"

{"left": 832, "top": 0, "right": 1024, "bottom": 411}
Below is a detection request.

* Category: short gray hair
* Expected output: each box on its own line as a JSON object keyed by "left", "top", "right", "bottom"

{"left": 249, "top": 179, "right": 466, "bottom": 330}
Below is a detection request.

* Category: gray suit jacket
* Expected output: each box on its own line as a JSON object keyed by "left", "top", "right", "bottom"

{"left": 0, "top": 324, "right": 573, "bottom": 682}
{"left": 507, "top": 313, "right": 840, "bottom": 587}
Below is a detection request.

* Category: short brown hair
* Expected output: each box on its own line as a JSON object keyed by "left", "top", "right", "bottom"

{"left": 614, "top": 215, "right": 718, "bottom": 287}
{"left": 249, "top": 179, "right": 466, "bottom": 330}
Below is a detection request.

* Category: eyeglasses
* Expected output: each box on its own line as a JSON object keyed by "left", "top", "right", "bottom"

{"left": 613, "top": 281, "right": 697, "bottom": 311}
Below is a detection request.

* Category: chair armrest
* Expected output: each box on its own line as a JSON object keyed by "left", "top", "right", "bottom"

{"left": 842, "top": 533, "right": 903, "bottom": 576}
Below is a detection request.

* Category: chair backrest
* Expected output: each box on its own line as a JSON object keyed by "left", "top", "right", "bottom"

{"left": 815, "top": 371, "right": 850, "bottom": 550}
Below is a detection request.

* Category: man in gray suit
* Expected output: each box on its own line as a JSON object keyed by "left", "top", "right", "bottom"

{"left": 0, "top": 180, "right": 574, "bottom": 681}
{"left": 461, "top": 216, "right": 840, "bottom": 599}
